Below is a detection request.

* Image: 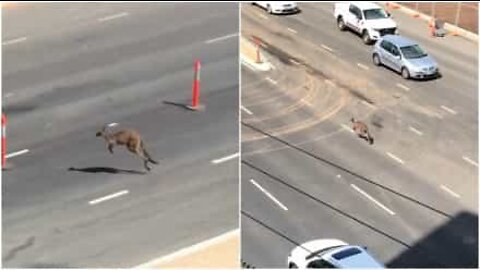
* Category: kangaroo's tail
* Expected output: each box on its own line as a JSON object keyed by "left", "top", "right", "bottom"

{"left": 141, "top": 141, "right": 159, "bottom": 164}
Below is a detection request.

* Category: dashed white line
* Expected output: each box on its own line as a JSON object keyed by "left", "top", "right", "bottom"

{"left": 396, "top": 83, "right": 410, "bottom": 91}
{"left": 320, "top": 44, "right": 334, "bottom": 52}
{"left": 463, "top": 156, "right": 478, "bottom": 167}
{"left": 290, "top": 58, "right": 300, "bottom": 65}
{"left": 250, "top": 179, "right": 288, "bottom": 211}
{"left": 408, "top": 126, "right": 423, "bottom": 136}
{"left": 108, "top": 122, "right": 118, "bottom": 127}
{"left": 387, "top": 152, "right": 404, "bottom": 164}
{"left": 361, "top": 100, "right": 375, "bottom": 109}
{"left": 3, "top": 37, "right": 27, "bottom": 46}
{"left": 205, "top": 33, "right": 238, "bottom": 44}
{"left": 266, "top": 77, "right": 278, "bottom": 85}
{"left": 241, "top": 106, "right": 253, "bottom": 115}
{"left": 89, "top": 190, "right": 129, "bottom": 205}
{"left": 98, "top": 12, "right": 129, "bottom": 22}
{"left": 287, "top": 27, "right": 298, "bottom": 34}
{"left": 6, "top": 149, "right": 29, "bottom": 159}
{"left": 357, "top": 63, "right": 369, "bottom": 70}
{"left": 440, "top": 185, "right": 460, "bottom": 198}
{"left": 351, "top": 184, "right": 396, "bottom": 215}
{"left": 211, "top": 152, "right": 239, "bottom": 164}
{"left": 341, "top": 124, "right": 354, "bottom": 133}
{"left": 440, "top": 105, "right": 457, "bottom": 115}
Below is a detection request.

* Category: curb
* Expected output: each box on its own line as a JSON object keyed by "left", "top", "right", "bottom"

{"left": 240, "top": 36, "right": 272, "bottom": 72}
{"left": 387, "top": 3, "right": 478, "bottom": 42}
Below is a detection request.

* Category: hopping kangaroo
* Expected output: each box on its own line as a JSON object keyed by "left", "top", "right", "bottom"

{"left": 96, "top": 125, "right": 159, "bottom": 171}
{"left": 351, "top": 118, "right": 374, "bottom": 145}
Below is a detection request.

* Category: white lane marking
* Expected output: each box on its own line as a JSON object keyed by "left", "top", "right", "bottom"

{"left": 5, "top": 93, "right": 14, "bottom": 98}
{"left": 290, "top": 58, "right": 300, "bottom": 65}
{"left": 396, "top": 83, "right": 410, "bottom": 91}
{"left": 387, "top": 152, "right": 404, "bottom": 164}
{"left": 205, "top": 33, "right": 238, "bottom": 44}
{"left": 320, "top": 44, "right": 334, "bottom": 52}
{"left": 108, "top": 122, "right": 118, "bottom": 127}
{"left": 361, "top": 100, "right": 375, "bottom": 109}
{"left": 242, "top": 61, "right": 256, "bottom": 72}
{"left": 409, "top": 126, "right": 423, "bottom": 136}
{"left": 351, "top": 184, "right": 396, "bottom": 215}
{"left": 211, "top": 152, "right": 239, "bottom": 164}
{"left": 3, "top": 37, "right": 28, "bottom": 46}
{"left": 325, "top": 79, "right": 336, "bottom": 87}
{"left": 441, "top": 105, "right": 457, "bottom": 115}
{"left": 357, "top": 63, "right": 369, "bottom": 70}
{"left": 241, "top": 106, "right": 253, "bottom": 115}
{"left": 250, "top": 179, "right": 288, "bottom": 211}
{"left": 266, "top": 77, "right": 278, "bottom": 85}
{"left": 341, "top": 124, "right": 354, "bottom": 133}
{"left": 463, "top": 156, "right": 478, "bottom": 167}
{"left": 89, "top": 190, "right": 129, "bottom": 205}
{"left": 287, "top": 27, "right": 298, "bottom": 34}
{"left": 440, "top": 185, "right": 460, "bottom": 198}
{"left": 336, "top": 174, "right": 342, "bottom": 179}
{"left": 6, "top": 149, "right": 29, "bottom": 159}
{"left": 135, "top": 229, "right": 239, "bottom": 268}
{"left": 98, "top": 12, "right": 129, "bottom": 22}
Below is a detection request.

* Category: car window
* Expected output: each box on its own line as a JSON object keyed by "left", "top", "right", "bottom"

{"left": 400, "top": 44, "right": 428, "bottom": 59}
{"left": 349, "top": 5, "right": 361, "bottom": 19}
{"left": 380, "top": 40, "right": 391, "bottom": 52}
{"left": 332, "top": 247, "right": 362, "bottom": 260}
{"left": 363, "top": 8, "right": 389, "bottom": 20}
{"left": 391, "top": 46, "right": 400, "bottom": 56}
{"left": 307, "top": 259, "right": 337, "bottom": 268}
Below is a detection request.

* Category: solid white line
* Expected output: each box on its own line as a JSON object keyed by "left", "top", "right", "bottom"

{"left": 408, "top": 126, "right": 423, "bottom": 136}
{"left": 463, "top": 156, "right": 478, "bottom": 167}
{"left": 341, "top": 124, "right": 354, "bottom": 133}
{"left": 135, "top": 229, "right": 239, "bottom": 268}
{"left": 3, "top": 37, "right": 27, "bottom": 46}
{"left": 351, "top": 184, "right": 396, "bottom": 215}
{"left": 440, "top": 185, "right": 460, "bottom": 198}
{"left": 6, "top": 149, "right": 29, "bottom": 159}
{"left": 98, "top": 12, "right": 129, "bottom": 22}
{"left": 441, "top": 105, "right": 457, "bottom": 115}
{"left": 387, "top": 152, "right": 404, "bottom": 164}
{"left": 396, "top": 83, "right": 410, "bottom": 91}
{"left": 266, "top": 77, "right": 278, "bottom": 85}
{"left": 250, "top": 179, "right": 288, "bottom": 211}
{"left": 89, "top": 190, "right": 129, "bottom": 205}
{"left": 205, "top": 33, "right": 238, "bottom": 44}
{"left": 361, "top": 100, "right": 375, "bottom": 108}
{"left": 287, "top": 27, "right": 298, "bottom": 34}
{"left": 357, "top": 63, "right": 369, "bottom": 70}
{"left": 241, "top": 106, "right": 253, "bottom": 115}
{"left": 320, "top": 44, "right": 334, "bottom": 52}
{"left": 211, "top": 153, "right": 239, "bottom": 164}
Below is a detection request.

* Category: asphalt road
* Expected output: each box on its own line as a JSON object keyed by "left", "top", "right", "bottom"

{"left": 3, "top": 3, "right": 238, "bottom": 268}
{"left": 241, "top": 3, "right": 477, "bottom": 268}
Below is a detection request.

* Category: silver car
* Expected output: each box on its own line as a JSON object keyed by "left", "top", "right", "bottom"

{"left": 372, "top": 35, "right": 439, "bottom": 79}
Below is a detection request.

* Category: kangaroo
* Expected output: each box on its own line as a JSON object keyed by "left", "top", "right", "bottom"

{"left": 96, "top": 124, "right": 159, "bottom": 171}
{"left": 351, "top": 118, "right": 374, "bottom": 145}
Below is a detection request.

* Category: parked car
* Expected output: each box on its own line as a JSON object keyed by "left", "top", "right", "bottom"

{"left": 287, "top": 239, "right": 383, "bottom": 268}
{"left": 334, "top": 2, "right": 397, "bottom": 44}
{"left": 253, "top": 2, "right": 299, "bottom": 15}
{"left": 373, "top": 35, "right": 440, "bottom": 79}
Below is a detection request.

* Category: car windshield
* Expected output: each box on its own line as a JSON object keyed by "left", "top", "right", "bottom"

{"left": 400, "top": 44, "right": 428, "bottom": 59}
{"left": 363, "top": 8, "right": 389, "bottom": 20}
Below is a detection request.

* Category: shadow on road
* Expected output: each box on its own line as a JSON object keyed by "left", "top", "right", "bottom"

{"left": 68, "top": 166, "right": 146, "bottom": 175}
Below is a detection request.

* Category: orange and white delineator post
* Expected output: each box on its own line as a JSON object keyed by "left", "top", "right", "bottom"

{"left": 2, "top": 113, "right": 7, "bottom": 168}
{"left": 191, "top": 59, "right": 201, "bottom": 109}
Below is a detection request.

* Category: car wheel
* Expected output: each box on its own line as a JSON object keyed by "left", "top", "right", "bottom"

{"left": 337, "top": 17, "right": 346, "bottom": 31}
{"left": 401, "top": 67, "right": 410, "bottom": 79}
{"left": 373, "top": 54, "right": 381, "bottom": 66}
{"left": 362, "top": 30, "right": 371, "bottom": 44}
{"left": 289, "top": 263, "right": 298, "bottom": 268}
{"left": 267, "top": 4, "right": 273, "bottom": 14}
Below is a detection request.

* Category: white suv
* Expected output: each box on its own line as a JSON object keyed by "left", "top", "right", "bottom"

{"left": 287, "top": 239, "right": 383, "bottom": 268}
{"left": 334, "top": 2, "right": 397, "bottom": 44}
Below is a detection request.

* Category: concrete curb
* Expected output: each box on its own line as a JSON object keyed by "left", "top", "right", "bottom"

{"left": 240, "top": 36, "right": 272, "bottom": 72}
{"left": 387, "top": 3, "right": 478, "bottom": 42}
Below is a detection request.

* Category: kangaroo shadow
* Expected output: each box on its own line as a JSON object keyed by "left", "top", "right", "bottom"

{"left": 68, "top": 166, "right": 146, "bottom": 175}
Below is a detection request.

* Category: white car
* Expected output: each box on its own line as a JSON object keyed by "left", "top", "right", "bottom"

{"left": 253, "top": 2, "right": 299, "bottom": 14}
{"left": 287, "top": 239, "right": 384, "bottom": 268}
{"left": 334, "top": 2, "right": 397, "bottom": 44}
